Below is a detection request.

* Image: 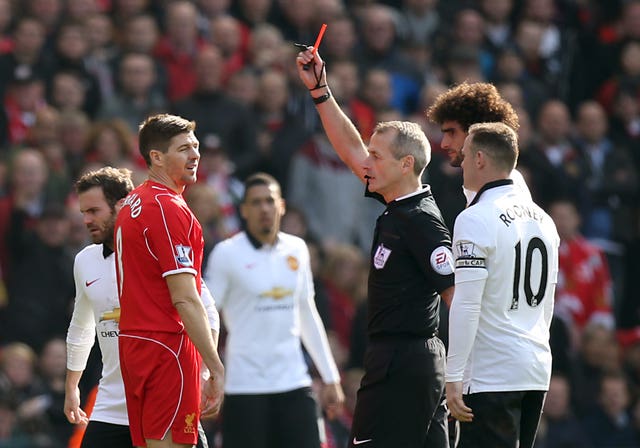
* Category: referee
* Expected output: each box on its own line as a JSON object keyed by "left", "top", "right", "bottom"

{"left": 297, "top": 49, "right": 455, "bottom": 448}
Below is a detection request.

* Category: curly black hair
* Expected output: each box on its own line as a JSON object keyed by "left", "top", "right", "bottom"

{"left": 426, "top": 82, "right": 520, "bottom": 132}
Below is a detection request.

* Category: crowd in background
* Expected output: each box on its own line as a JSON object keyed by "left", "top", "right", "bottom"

{"left": 0, "top": 0, "right": 639, "bottom": 446}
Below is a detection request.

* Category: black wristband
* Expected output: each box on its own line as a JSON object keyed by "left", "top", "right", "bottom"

{"left": 313, "top": 92, "right": 331, "bottom": 105}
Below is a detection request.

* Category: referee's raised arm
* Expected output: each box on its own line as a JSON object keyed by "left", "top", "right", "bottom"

{"left": 296, "top": 48, "right": 369, "bottom": 183}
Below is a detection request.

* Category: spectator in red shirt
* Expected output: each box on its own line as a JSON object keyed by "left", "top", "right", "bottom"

{"left": 549, "top": 198, "right": 615, "bottom": 337}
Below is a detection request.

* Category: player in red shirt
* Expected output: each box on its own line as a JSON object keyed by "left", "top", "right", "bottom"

{"left": 549, "top": 198, "right": 614, "bottom": 333}
{"left": 114, "top": 114, "right": 224, "bottom": 447}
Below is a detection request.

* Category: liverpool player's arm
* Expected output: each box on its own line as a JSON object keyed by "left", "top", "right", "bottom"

{"left": 166, "top": 273, "right": 225, "bottom": 416}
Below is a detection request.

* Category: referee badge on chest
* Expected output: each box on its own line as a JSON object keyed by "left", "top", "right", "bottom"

{"left": 373, "top": 243, "right": 392, "bottom": 269}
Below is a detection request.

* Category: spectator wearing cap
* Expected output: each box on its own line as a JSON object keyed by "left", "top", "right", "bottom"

{"left": 0, "top": 69, "right": 47, "bottom": 146}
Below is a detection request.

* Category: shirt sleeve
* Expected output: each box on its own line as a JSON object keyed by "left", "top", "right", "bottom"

{"left": 200, "top": 280, "right": 220, "bottom": 334}
{"left": 297, "top": 243, "right": 341, "bottom": 384}
{"left": 66, "top": 255, "right": 97, "bottom": 371}
{"left": 204, "top": 242, "right": 230, "bottom": 311}
{"left": 144, "top": 195, "right": 198, "bottom": 277}
{"left": 446, "top": 210, "right": 491, "bottom": 382}
{"left": 400, "top": 209, "right": 454, "bottom": 293}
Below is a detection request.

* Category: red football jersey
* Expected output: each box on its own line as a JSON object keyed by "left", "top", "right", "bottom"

{"left": 555, "top": 236, "right": 613, "bottom": 330}
{"left": 115, "top": 180, "right": 204, "bottom": 333}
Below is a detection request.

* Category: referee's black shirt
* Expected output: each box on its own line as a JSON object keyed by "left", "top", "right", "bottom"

{"left": 366, "top": 186, "right": 454, "bottom": 339}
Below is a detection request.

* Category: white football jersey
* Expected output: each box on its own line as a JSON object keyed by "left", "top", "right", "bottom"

{"left": 205, "top": 232, "right": 340, "bottom": 394}
{"left": 447, "top": 181, "right": 559, "bottom": 393}
{"left": 68, "top": 245, "right": 128, "bottom": 425}
{"left": 463, "top": 168, "right": 531, "bottom": 205}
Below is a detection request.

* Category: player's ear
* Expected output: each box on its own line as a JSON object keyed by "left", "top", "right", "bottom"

{"left": 114, "top": 197, "right": 126, "bottom": 213}
{"left": 149, "top": 149, "right": 163, "bottom": 166}
{"left": 402, "top": 155, "right": 414, "bottom": 172}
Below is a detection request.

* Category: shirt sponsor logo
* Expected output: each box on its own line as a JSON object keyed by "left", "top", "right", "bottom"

{"left": 100, "top": 330, "right": 119, "bottom": 338}
{"left": 287, "top": 255, "right": 299, "bottom": 271}
{"left": 175, "top": 245, "right": 193, "bottom": 267}
{"left": 259, "top": 287, "right": 293, "bottom": 300}
{"left": 430, "top": 246, "right": 454, "bottom": 275}
{"left": 100, "top": 307, "right": 121, "bottom": 323}
{"left": 455, "top": 257, "right": 486, "bottom": 268}
{"left": 373, "top": 244, "right": 391, "bottom": 269}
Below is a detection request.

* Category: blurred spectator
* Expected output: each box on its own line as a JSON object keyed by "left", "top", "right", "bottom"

{"left": 232, "top": 0, "right": 274, "bottom": 29}
{"left": 83, "top": 12, "right": 118, "bottom": 101}
{"left": 51, "top": 20, "right": 102, "bottom": 118}
{"left": 574, "top": 100, "right": 638, "bottom": 309}
{"left": 49, "top": 70, "right": 87, "bottom": 115}
{"left": 98, "top": 51, "right": 167, "bottom": 132}
{"left": 57, "top": 110, "right": 90, "bottom": 180}
{"left": 0, "top": 0, "right": 13, "bottom": 55}
{"left": 37, "top": 338, "right": 73, "bottom": 446}
{"left": 321, "top": 243, "right": 365, "bottom": 356}
{"left": 271, "top": 0, "right": 316, "bottom": 44}
{"left": 359, "top": 68, "right": 396, "bottom": 121}
{"left": 253, "top": 68, "right": 310, "bottom": 192}
{"left": 492, "top": 46, "right": 550, "bottom": 119}
{"left": 119, "top": 13, "right": 161, "bottom": 55}
{"left": 396, "top": 0, "right": 440, "bottom": 48}
{"left": 196, "top": 138, "right": 244, "bottom": 237}
{"left": 535, "top": 373, "right": 593, "bottom": 448}
{"left": 549, "top": 198, "right": 615, "bottom": 337}
{"left": 571, "top": 323, "right": 620, "bottom": 417}
{"left": 110, "top": 0, "right": 153, "bottom": 29}
{"left": 328, "top": 59, "right": 376, "bottom": 142}
{"left": 519, "top": 0, "right": 582, "bottom": 106}
{"left": 0, "top": 71, "right": 48, "bottom": 146}
{"left": 208, "top": 15, "right": 248, "bottom": 84}
{"left": 24, "top": 0, "right": 63, "bottom": 39}
{"left": 581, "top": 371, "right": 638, "bottom": 447}
{"left": 610, "top": 88, "right": 640, "bottom": 172}
{"left": 172, "top": 45, "right": 259, "bottom": 179}
{"left": 84, "top": 118, "right": 137, "bottom": 168}
{"left": 245, "top": 23, "right": 285, "bottom": 72}
{"left": 319, "top": 13, "right": 356, "bottom": 65}
{"left": 153, "top": 0, "right": 207, "bottom": 102}
{"left": 288, "top": 131, "right": 380, "bottom": 252}
{"left": 448, "top": 7, "right": 494, "bottom": 79}
{"left": 196, "top": 0, "right": 231, "bottom": 34}
{"left": 0, "top": 16, "right": 53, "bottom": 100}
{"left": 67, "top": 0, "right": 100, "bottom": 22}
{"left": 0, "top": 148, "right": 50, "bottom": 281}
{"left": 596, "top": 40, "right": 640, "bottom": 114}
{"left": 355, "top": 4, "right": 423, "bottom": 114}
{"left": 442, "top": 44, "right": 485, "bottom": 86}
{"left": 225, "top": 67, "right": 259, "bottom": 107}
{"left": 1, "top": 204, "right": 74, "bottom": 352}
{"left": 184, "top": 182, "right": 230, "bottom": 268}
{"left": 518, "top": 99, "right": 587, "bottom": 210}
{"left": 479, "top": 0, "right": 514, "bottom": 54}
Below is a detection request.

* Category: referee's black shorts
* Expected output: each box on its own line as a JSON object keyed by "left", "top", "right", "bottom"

{"left": 349, "top": 334, "right": 448, "bottom": 448}
{"left": 458, "top": 390, "right": 546, "bottom": 448}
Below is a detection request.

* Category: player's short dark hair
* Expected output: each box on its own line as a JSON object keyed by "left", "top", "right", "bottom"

{"left": 242, "top": 172, "right": 281, "bottom": 202}
{"left": 138, "top": 114, "right": 195, "bottom": 167}
{"left": 467, "top": 122, "right": 518, "bottom": 172}
{"left": 427, "top": 82, "right": 519, "bottom": 132}
{"left": 75, "top": 166, "right": 134, "bottom": 208}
